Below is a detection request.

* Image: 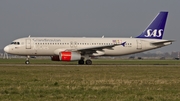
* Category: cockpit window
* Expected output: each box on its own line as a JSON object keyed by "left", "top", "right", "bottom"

{"left": 11, "top": 42, "right": 20, "bottom": 45}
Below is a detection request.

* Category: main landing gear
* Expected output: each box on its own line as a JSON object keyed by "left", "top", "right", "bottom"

{"left": 85, "top": 59, "right": 92, "bottom": 65}
{"left": 78, "top": 58, "right": 92, "bottom": 65}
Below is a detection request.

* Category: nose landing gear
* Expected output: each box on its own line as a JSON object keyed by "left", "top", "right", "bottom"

{"left": 25, "top": 60, "right": 30, "bottom": 64}
{"left": 25, "top": 56, "right": 30, "bottom": 64}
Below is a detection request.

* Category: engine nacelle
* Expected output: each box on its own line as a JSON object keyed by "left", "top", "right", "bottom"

{"left": 51, "top": 51, "right": 81, "bottom": 61}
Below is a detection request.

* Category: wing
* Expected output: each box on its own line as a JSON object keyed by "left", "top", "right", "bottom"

{"left": 54, "top": 42, "right": 126, "bottom": 56}
{"left": 76, "top": 42, "right": 126, "bottom": 56}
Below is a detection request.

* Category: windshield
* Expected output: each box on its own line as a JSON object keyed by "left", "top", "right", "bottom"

{"left": 11, "top": 42, "right": 20, "bottom": 45}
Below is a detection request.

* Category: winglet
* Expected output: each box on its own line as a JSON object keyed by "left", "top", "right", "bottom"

{"left": 121, "top": 42, "right": 126, "bottom": 47}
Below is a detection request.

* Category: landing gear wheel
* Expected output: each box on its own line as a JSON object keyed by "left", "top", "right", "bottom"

{"left": 25, "top": 60, "right": 30, "bottom": 64}
{"left": 78, "top": 60, "right": 84, "bottom": 65}
{"left": 86, "top": 59, "right": 92, "bottom": 65}
{"left": 25, "top": 55, "right": 30, "bottom": 64}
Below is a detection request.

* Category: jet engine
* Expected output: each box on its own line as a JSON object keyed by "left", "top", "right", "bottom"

{"left": 51, "top": 51, "right": 81, "bottom": 61}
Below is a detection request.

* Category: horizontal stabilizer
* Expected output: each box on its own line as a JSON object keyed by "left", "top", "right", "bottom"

{"left": 151, "top": 40, "right": 174, "bottom": 45}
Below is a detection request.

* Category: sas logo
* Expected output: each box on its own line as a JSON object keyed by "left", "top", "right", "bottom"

{"left": 144, "top": 29, "right": 163, "bottom": 37}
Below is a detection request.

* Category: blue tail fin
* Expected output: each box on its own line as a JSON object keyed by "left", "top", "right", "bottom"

{"left": 136, "top": 12, "right": 168, "bottom": 39}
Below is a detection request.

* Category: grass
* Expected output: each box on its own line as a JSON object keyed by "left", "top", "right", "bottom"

{"left": 0, "top": 63, "right": 180, "bottom": 100}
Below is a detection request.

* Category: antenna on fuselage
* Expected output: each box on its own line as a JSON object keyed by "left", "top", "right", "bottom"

{"left": 28, "top": 35, "right": 31, "bottom": 38}
{"left": 102, "top": 35, "right": 104, "bottom": 38}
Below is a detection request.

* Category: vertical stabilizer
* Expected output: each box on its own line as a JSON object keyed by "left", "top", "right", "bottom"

{"left": 136, "top": 12, "right": 168, "bottom": 39}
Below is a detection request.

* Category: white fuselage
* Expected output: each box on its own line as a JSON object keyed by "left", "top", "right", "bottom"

{"left": 4, "top": 37, "right": 171, "bottom": 56}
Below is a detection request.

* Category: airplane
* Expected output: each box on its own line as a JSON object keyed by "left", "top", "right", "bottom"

{"left": 4, "top": 11, "right": 173, "bottom": 65}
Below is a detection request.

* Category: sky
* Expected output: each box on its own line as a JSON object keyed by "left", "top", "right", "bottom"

{"left": 0, "top": 0, "right": 180, "bottom": 52}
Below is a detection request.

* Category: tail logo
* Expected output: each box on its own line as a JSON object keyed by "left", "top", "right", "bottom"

{"left": 136, "top": 11, "right": 168, "bottom": 39}
{"left": 144, "top": 29, "right": 163, "bottom": 37}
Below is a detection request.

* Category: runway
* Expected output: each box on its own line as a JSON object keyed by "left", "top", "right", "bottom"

{"left": 0, "top": 64, "right": 179, "bottom": 67}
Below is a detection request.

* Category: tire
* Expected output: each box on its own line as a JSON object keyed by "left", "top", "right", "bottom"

{"left": 86, "top": 59, "right": 92, "bottom": 65}
{"left": 78, "top": 60, "right": 84, "bottom": 65}
{"left": 25, "top": 60, "right": 30, "bottom": 64}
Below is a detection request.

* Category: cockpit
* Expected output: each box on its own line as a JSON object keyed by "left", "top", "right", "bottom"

{"left": 11, "top": 42, "right": 20, "bottom": 45}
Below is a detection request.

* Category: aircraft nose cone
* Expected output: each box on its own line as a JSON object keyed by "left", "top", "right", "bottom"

{"left": 4, "top": 46, "right": 9, "bottom": 53}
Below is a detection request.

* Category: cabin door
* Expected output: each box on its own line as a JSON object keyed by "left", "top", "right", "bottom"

{"left": 26, "top": 39, "right": 31, "bottom": 49}
{"left": 136, "top": 40, "right": 142, "bottom": 50}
